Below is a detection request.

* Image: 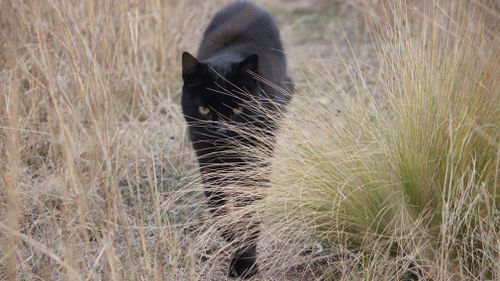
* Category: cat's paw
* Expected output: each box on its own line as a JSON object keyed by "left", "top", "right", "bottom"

{"left": 228, "top": 251, "right": 258, "bottom": 279}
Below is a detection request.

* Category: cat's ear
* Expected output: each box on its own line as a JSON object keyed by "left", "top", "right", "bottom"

{"left": 182, "top": 51, "right": 200, "bottom": 76}
{"left": 237, "top": 54, "right": 259, "bottom": 75}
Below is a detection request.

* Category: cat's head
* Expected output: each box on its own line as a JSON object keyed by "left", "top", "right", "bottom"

{"left": 180, "top": 51, "right": 261, "bottom": 137}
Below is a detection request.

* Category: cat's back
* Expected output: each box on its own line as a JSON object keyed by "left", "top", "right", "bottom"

{"left": 197, "top": 1, "right": 284, "bottom": 62}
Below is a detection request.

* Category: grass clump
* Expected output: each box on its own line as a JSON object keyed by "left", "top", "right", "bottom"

{"left": 254, "top": 1, "right": 499, "bottom": 279}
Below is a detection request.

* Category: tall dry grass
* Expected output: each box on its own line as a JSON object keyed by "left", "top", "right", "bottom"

{"left": 0, "top": 0, "right": 227, "bottom": 280}
{"left": 1, "top": 0, "right": 498, "bottom": 280}
{"left": 237, "top": 0, "right": 499, "bottom": 280}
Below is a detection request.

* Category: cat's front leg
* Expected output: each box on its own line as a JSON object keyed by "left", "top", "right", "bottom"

{"left": 228, "top": 243, "right": 258, "bottom": 279}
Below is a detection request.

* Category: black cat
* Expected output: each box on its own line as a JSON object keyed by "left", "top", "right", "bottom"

{"left": 181, "top": 1, "right": 292, "bottom": 278}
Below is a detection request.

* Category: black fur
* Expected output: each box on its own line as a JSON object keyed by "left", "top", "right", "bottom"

{"left": 181, "top": 1, "right": 292, "bottom": 278}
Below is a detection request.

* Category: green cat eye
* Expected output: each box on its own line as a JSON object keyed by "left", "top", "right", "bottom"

{"left": 198, "top": 106, "right": 210, "bottom": 115}
{"left": 232, "top": 106, "right": 243, "bottom": 114}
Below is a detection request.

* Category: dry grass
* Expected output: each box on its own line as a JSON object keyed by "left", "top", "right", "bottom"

{"left": 0, "top": 0, "right": 498, "bottom": 280}
{"left": 0, "top": 0, "right": 227, "bottom": 280}
{"left": 243, "top": 1, "right": 499, "bottom": 280}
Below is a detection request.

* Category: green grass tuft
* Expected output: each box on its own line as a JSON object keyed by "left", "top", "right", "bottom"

{"left": 253, "top": 1, "right": 499, "bottom": 279}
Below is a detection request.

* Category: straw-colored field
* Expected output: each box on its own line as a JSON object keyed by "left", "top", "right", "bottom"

{"left": 1, "top": 0, "right": 498, "bottom": 280}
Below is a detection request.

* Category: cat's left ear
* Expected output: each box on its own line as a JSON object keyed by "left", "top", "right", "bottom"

{"left": 182, "top": 51, "right": 200, "bottom": 76}
{"left": 237, "top": 54, "right": 259, "bottom": 75}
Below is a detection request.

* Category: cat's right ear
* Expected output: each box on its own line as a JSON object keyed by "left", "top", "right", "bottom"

{"left": 182, "top": 52, "right": 200, "bottom": 77}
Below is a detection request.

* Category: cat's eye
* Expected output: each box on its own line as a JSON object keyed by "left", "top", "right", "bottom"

{"left": 198, "top": 106, "right": 210, "bottom": 115}
{"left": 232, "top": 106, "right": 243, "bottom": 114}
